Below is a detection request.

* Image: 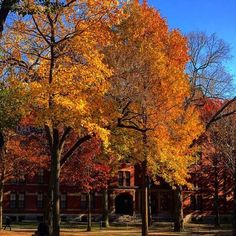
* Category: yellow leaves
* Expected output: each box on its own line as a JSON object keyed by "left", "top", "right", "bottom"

{"left": 104, "top": 2, "right": 204, "bottom": 187}
{"left": 1, "top": 0, "right": 119, "bottom": 131}
{"left": 54, "top": 96, "right": 87, "bottom": 115}
{"left": 0, "top": 0, "right": 205, "bottom": 189}
{"left": 81, "top": 120, "right": 110, "bottom": 148}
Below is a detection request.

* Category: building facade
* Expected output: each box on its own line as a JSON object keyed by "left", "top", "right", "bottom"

{"left": 3, "top": 161, "right": 233, "bottom": 222}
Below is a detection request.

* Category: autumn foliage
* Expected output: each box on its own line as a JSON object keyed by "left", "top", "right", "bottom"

{"left": 105, "top": 2, "right": 203, "bottom": 186}
{"left": 0, "top": 1, "right": 213, "bottom": 235}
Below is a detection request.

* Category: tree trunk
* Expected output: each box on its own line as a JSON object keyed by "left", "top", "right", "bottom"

{"left": 141, "top": 160, "right": 148, "bottom": 236}
{"left": 223, "top": 170, "right": 227, "bottom": 213}
{"left": 0, "top": 177, "right": 4, "bottom": 230}
{"left": 51, "top": 147, "right": 61, "bottom": 236}
{"left": 148, "top": 176, "right": 152, "bottom": 226}
{"left": 174, "top": 185, "right": 184, "bottom": 232}
{"left": 102, "top": 189, "right": 109, "bottom": 228}
{"left": 45, "top": 173, "right": 54, "bottom": 235}
{"left": 213, "top": 155, "right": 220, "bottom": 228}
{"left": 87, "top": 192, "right": 92, "bottom": 232}
{"left": 0, "top": 131, "right": 5, "bottom": 230}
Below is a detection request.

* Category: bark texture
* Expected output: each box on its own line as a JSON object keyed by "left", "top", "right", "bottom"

{"left": 174, "top": 185, "right": 184, "bottom": 232}
{"left": 102, "top": 189, "right": 109, "bottom": 228}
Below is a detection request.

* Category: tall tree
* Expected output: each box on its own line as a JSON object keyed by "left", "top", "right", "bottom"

{"left": 187, "top": 32, "right": 233, "bottom": 100}
{"left": 173, "top": 32, "right": 235, "bottom": 231}
{"left": 207, "top": 104, "right": 236, "bottom": 232}
{"left": 0, "top": 83, "right": 28, "bottom": 229}
{"left": 105, "top": 2, "right": 203, "bottom": 235}
{"left": 0, "top": 1, "right": 125, "bottom": 235}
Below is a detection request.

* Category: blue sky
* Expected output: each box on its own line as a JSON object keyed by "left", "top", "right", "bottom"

{"left": 147, "top": 0, "right": 236, "bottom": 88}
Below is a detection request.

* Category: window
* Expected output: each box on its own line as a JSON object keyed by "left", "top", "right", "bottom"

{"left": 61, "top": 193, "right": 67, "bottom": 209}
{"left": 118, "top": 171, "right": 131, "bottom": 186}
{"left": 80, "top": 193, "right": 87, "bottom": 209}
{"left": 90, "top": 194, "right": 95, "bottom": 210}
{"left": 37, "top": 193, "right": 44, "bottom": 209}
{"left": 19, "top": 174, "right": 26, "bottom": 183}
{"left": 125, "top": 171, "right": 130, "bottom": 186}
{"left": 191, "top": 193, "right": 203, "bottom": 211}
{"left": 10, "top": 192, "right": 16, "bottom": 208}
{"left": 18, "top": 193, "right": 25, "bottom": 208}
{"left": 10, "top": 178, "right": 17, "bottom": 184}
{"left": 38, "top": 169, "right": 44, "bottom": 184}
{"left": 118, "top": 171, "right": 123, "bottom": 186}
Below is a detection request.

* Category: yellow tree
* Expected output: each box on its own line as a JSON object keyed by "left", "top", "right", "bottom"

{"left": 0, "top": 1, "right": 124, "bottom": 235}
{"left": 105, "top": 1, "right": 203, "bottom": 235}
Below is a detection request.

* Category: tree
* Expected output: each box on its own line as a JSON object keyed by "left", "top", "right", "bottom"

{"left": 61, "top": 138, "right": 110, "bottom": 232}
{"left": 186, "top": 32, "right": 236, "bottom": 142}
{"left": 185, "top": 33, "right": 235, "bottom": 231}
{"left": 187, "top": 32, "right": 235, "bottom": 142}
{"left": 189, "top": 99, "right": 236, "bottom": 229}
{"left": 0, "top": 83, "right": 30, "bottom": 229}
{"left": 172, "top": 32, "right": 236, "bottom": 231}
{"left": 105, "top": 2, "right": 203, "bottom": 235}
{"left": 207, "top": 104, "right": 236, "bottom": 232}
{"left": 187, "top": 32, "right": 233, "bottom": 100}
{"left": 0, "top": 1, "right": 125, "bottom": 235}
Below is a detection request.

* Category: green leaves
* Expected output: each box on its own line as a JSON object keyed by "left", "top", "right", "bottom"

{"left": 0, "top": 83, "right": 27, "bottom": 131}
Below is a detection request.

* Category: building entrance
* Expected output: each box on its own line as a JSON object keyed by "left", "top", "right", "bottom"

{"left": 115, "top": 193, "right": 133, "bottom": 215}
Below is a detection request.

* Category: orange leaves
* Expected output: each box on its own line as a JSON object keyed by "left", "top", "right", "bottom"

{"left": 0, "top": 0, "right": 205, "bottom": 188}
{"left": 107, "top": 2, "right": 191, "bottom": 127}
{"left": 105, "top": 2, "right": 203, "bottom": 186}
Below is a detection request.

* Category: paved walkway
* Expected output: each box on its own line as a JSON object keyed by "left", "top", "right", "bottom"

{"left": 2, "top": 223, "right": 232, "bottom": 236}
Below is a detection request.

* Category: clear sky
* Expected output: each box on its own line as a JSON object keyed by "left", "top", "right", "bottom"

{"left": 147, "top": 0, "right": 236, "bottom": 89}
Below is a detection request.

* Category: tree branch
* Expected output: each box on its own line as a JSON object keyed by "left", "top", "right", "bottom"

{"left": 59, "top": 127, "right": 72, "bottom": 151}
{"left": 60, "top": 134, "right": 92, "bottom": 167}
{"left": 44, "top": 125, "right": 53, "bottom": 153}
{"left": 205, "top": 96, "right": 236, "bottom": 130}
{"left": 117, "top": 118, "right": 149, "bottom": 133}
{"left": 190, "top": 96, "right": 236, "bottom": 148}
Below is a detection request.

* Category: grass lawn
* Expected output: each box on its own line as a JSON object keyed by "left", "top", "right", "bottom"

{"left": 0, "top": 229, "right": 141, "bottom": 236}
{"left": 0, "top": 223, "right": 232, "bottom": 236}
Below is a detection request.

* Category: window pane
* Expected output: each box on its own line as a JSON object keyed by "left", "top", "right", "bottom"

{"left": 18, "top": 193, "right": 25, "bottom": 208}
{"left": 80, "top": 194, "right": 87, "bottom": 209}
{"left": 125, "top": 171, "right": 130, "bottom": 186}
{"left": 61, "top": 193, "right": 67, "bottom": 209}
{"left": 19, "top": 193, "right": 25, "bottom": 201}
{"left": 118, "top": 171, "right": 123, "bottom": 186}
{"left": 37, "top": 193, "right": 44, "bottom": 208}
{"left": 10, "top": 193, "right": 16, "bottom": 208}
{"left": 10, "top": 193, "right": 16, "bottom": 201}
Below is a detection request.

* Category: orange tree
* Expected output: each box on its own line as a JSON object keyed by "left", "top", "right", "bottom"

{"left": 104, "top": 1, "right": 203, "bottom": 235}
{"left": 0, "top": 1, "right": 125, "bottom": 235}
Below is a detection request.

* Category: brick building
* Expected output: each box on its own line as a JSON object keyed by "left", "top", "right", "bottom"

{"left": 3, "top": 159, "right": 233, "bottom": 222}
{"left": 3, "top": 162, "right": 176, "bottom": 222}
